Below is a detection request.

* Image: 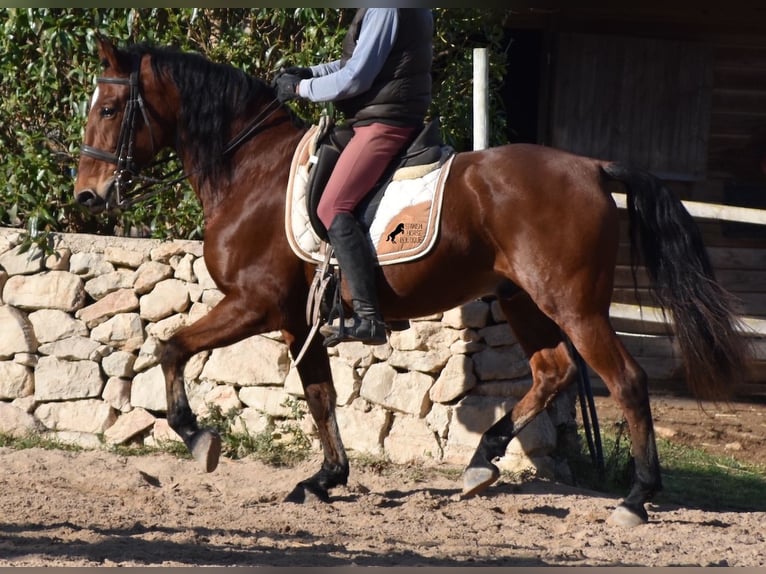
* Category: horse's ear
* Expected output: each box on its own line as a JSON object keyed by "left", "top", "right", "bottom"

{"left": 95, "top": 35, "right": 123, "bottom": 73}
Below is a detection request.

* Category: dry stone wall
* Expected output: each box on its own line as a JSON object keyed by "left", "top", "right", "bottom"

{"left": 0, "top": 227, "right": 578, "bottom": 478}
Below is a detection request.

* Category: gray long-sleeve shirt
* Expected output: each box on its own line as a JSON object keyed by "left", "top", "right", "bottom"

{"left": 298, "top": 8, "right": 398, "bottom": 103}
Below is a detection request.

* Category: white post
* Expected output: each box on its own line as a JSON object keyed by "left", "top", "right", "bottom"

{"left": 473, "top": 47, "right": 489, "bottom": 151}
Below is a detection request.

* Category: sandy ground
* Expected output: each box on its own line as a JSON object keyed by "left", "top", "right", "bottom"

{"left": 0, "top": 394, "right": 764, "bottom": 567}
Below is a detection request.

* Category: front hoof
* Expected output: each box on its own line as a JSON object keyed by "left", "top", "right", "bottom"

{"left": 608, "top": 503, "right": 648, "bottom": 527}
{"left": 190, "top": 430, "right": 222, "bottom": 473}
{"left": 284, "top": 481, "right": 331, "bottom": 504}
{"left": 462, "top": 464, "right": 500, "bottom": 498}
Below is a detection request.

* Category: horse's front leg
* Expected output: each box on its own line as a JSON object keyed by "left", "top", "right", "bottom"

{"left": 283, "top": 330, "right": 349, "bottom": 503}
{"left": 161, "top": 295, "right": 272, "bottom": 472}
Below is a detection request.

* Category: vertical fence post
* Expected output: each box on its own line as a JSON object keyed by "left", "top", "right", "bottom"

{"left": 473, "top": 47, "right": 489, "bottom": 151}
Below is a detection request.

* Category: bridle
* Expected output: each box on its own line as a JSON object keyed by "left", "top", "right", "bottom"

{"left": 80, "top": 60, "right": 284, "bottom": 211}
{"left": 80, "top": 69, "right": 160, "bottom": 210}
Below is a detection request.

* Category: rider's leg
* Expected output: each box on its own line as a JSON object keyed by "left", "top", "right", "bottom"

{"left": 317, "top": 122, "right": 415, "bottom": 346}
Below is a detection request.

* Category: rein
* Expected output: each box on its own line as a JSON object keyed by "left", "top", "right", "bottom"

{"left": 119, "top": 98, "right": 284, "bottom": 210}
{"left": 81, "top": 65, "right": 284, "bottom": 211}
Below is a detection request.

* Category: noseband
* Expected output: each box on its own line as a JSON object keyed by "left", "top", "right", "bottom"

{"left": 80, "top": 69, "right": 158, "bottom": 210}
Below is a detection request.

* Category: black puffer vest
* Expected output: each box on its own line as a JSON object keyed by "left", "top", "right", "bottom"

{"left": 336, "top": 8, "right": 432, "bottom": 127}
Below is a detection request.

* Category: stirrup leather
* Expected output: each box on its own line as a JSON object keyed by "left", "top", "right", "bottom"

{"left": 292, "top": 245, "right": 336, "bottom": 365}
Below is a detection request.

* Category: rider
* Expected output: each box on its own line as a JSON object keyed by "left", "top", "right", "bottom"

{"left": 274, "top": 8, "right": 434, "bottom": 347}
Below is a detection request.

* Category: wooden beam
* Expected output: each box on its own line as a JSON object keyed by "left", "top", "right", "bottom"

{"left": 611, "top": 192, "right": 766, "bottom": 225}
{"left": 609, "top": 302, "right": 766, "bottom": 335}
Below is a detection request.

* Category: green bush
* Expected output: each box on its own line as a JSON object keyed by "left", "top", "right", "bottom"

{"left": 0, "top": 8, "right": 509, "bottom": 241}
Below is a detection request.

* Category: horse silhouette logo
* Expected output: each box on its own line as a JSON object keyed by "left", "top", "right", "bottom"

{"left": 386, "top": 222, "right": 405, "bottom": 243}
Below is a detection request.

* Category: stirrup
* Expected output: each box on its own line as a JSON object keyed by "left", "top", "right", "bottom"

{"left": 322, "top": 315, "right": 387, "bottom": 347}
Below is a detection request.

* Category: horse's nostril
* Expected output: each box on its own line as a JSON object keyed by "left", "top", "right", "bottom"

{"left": 75, "top": 189, "right": 106, "bottom": 214}
{"left": 76, "top": 190, "right": 98, "bottom": 206}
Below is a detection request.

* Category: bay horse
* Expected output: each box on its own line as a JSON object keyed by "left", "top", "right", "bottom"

{"left": 74, "top": 37, "right": 748, "bottom": 527}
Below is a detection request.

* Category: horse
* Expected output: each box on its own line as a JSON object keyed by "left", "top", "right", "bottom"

{"left": 74, "top": 37, "right": 749, "bottom": 527}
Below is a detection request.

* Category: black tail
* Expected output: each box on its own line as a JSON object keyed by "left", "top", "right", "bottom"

{"left": 602, "top": 163, "right": 750, "bottom": 401}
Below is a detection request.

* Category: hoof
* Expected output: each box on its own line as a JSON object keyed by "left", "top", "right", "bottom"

{"left": 608, "top": 504, "right": 648, "bottom": 527}
{"left": 284, "top": 481, "right": 330, "bottom": 504}
{"left": 461, "top": 465, "right": 500, "bottom": 498}
{"left": 190, "top": 430, "right": 221, "bottom": 473}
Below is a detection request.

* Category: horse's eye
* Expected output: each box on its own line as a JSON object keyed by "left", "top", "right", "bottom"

{"left": 100, "top": 106, "right": 116, "bottom": 118}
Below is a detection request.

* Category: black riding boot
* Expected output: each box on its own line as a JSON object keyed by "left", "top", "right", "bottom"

{"left": 322, "top": 212, "right": 387, "bottom": 347}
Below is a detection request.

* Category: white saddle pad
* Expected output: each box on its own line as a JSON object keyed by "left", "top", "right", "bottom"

{"left": 284, "top": 125, "right": 455, "bottom": 266}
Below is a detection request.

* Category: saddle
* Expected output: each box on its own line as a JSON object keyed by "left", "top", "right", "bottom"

{"left": 306, "top": 117, "right": 445, "bottom": 241}
{"left": 288, "top": 117, "right": 453, "bottom": 364}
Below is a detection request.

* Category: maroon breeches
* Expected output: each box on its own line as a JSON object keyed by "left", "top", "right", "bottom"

{"left": 317, "top": 122, "right": 416, "bottom": 229}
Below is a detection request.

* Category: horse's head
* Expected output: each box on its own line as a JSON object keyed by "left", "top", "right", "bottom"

{"left": 74, "top": 36, "right": 167, "bottom": 214}
{"left": 76, "top": 36, "right": 296, "bottom": 215}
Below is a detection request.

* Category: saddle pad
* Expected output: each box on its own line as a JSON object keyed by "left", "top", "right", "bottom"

{"left": 285, "top": 125, "right": 455, "bottom": 267}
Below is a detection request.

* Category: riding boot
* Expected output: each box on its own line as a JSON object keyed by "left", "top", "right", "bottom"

{"left": 322, "top": 212, "right": 387, "bottom": 347}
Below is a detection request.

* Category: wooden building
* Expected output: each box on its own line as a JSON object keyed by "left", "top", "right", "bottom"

{"left": 498, "top": 1, "right": 766, "bottom": 395}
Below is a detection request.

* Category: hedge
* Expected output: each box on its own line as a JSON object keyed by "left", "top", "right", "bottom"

{"left": 0, "top": 8, "right": 509, "bottom": 243}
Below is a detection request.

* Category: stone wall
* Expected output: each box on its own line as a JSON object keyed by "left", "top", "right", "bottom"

{"left": 0, "top": 227, "right": 577, "bottom": 477}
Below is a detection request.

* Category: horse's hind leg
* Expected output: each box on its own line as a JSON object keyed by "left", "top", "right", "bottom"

{"left": 282, "top": 330, "right": 349, "bottom": 503}
{"left": 463, "top": 288, "right": 578, "bottom": 496}
{"left": 565, "top": 313, "right": 661, "bottom": 526}
{"left": 464, "top": 286, "right": 661, "bottom": 525}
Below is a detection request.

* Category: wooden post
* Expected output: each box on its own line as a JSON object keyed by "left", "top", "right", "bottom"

{"left": 473, "top": 48, "right": 489, "bottom": 151}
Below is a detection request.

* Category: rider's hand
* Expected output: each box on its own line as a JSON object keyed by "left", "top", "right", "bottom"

{"left": 274, "top": 73, "right": 301, "bottom": 103}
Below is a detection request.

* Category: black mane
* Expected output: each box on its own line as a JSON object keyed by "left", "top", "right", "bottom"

{"left": 125, "top": 43, "right": 274, "bottom": 186}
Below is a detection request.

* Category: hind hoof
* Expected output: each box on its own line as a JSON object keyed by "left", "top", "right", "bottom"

{"left": 284, "top": 481, "right": 330, "bottom": 504}
{"left": 462, "top": 465, "right": 500, "bottom": 498}
{"left": 608, "top": 504, "right": 648, "bottom": 527}
{"left": 190, "top": 430, "right": 221, "bottom": 473}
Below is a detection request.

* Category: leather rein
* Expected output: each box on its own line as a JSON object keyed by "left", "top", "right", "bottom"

{"left": 80, "top": 62, "right": 283, "bottom": 211}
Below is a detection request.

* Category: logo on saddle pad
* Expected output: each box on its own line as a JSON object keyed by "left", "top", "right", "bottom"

{"left": 386, "top": 222, "right": 406, "bottom": 243}
{"left": 285, "top": 125, "right": 455, "bottom": 266}
{"left": 384, "top": 221, "right": 426, "bottom": 247}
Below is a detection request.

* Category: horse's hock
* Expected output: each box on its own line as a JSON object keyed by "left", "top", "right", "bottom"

{"left": 0, "top": 227, "right": 578, "bottom": 478}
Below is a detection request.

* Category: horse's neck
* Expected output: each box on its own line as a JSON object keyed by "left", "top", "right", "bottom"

{"left": 184, "top": 118, "right": 307, "bottom": 218}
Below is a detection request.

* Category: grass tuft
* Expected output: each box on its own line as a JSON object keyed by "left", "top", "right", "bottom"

{"left": 570, "top": 421, "right": 766, "bottom": 511}
{"left": 0, "top": 397, "right": 313, "bottom": 469}
{"left": 0, "top": 431, "right": 85, "bottom": 452}
{"left": 198, "top": 399, "right": 312, "bottom": 467}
